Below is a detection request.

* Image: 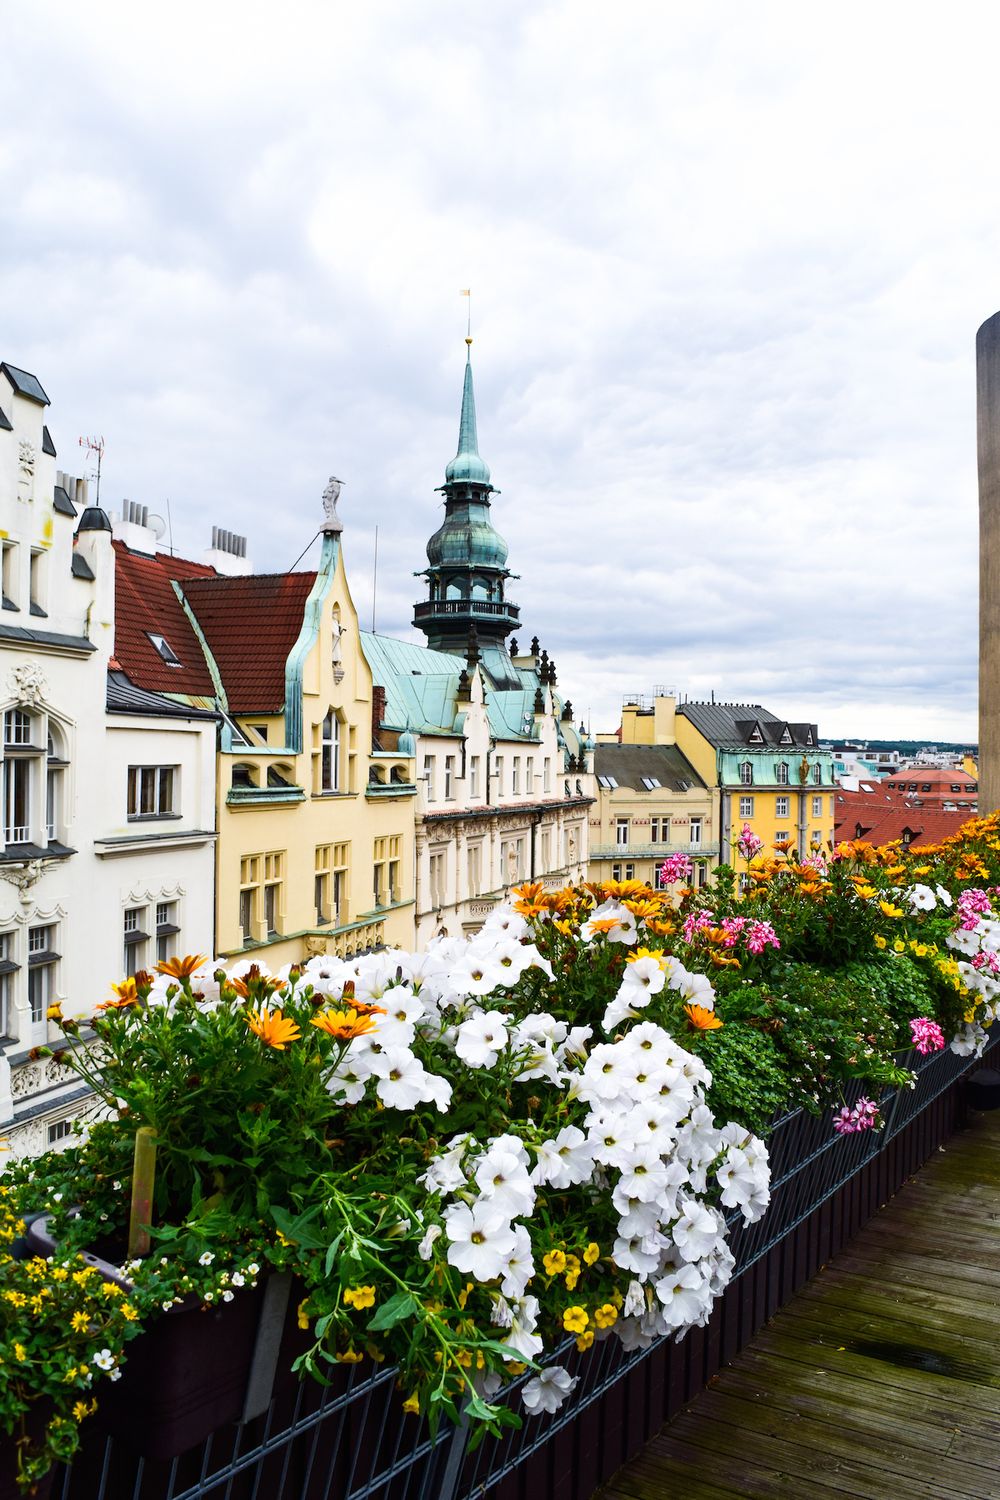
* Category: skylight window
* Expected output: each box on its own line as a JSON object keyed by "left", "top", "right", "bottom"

{"left": 147, "top": 633, "right": 182, "bottom": 666}
{"left": 640, "top": 776, "right": 662, "bottom": 790}
{"left": 597, "top": 774, "right": 618, "bottom": 790}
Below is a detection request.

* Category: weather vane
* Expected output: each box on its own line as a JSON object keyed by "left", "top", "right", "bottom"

{"left": 460, "top": 287, "right": 472, "bottom": 346}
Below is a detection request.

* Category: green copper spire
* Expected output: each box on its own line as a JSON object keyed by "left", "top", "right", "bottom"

{"left": 445, "top": 344, "right": 491, "bottom": 486}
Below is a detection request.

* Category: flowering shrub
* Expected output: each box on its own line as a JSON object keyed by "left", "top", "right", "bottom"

{"left": 4, "top": 811, "right": 1000, "bottom": 1484}
{"left": 4, "top": 901, "right": 770, "bottom": 1474}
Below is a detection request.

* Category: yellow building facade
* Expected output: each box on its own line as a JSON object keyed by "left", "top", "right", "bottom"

{"left": 112, "top": 500, "right": 416, "bottom": 967}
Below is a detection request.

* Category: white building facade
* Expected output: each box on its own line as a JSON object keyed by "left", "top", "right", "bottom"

{"left": 0, "top": 363, "right": 217, "bottom": 1158}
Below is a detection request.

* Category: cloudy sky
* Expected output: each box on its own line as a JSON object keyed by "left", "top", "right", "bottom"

{"left": 3, "top": 2, "right": 995, "bottom": 743}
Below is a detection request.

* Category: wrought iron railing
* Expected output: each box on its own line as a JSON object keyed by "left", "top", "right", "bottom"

{"left": 47, "top": 1038, "right": 990, "bottom": 1500}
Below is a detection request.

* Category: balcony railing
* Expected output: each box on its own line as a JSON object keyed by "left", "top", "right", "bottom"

{"left": 413, "top": 599, "right": 520, "bottom": 621}
{"left": 589, "top": 841, "right": 720, "bottom": 860}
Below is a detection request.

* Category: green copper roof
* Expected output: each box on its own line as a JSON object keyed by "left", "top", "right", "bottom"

{"left": 444, "top": 349, "right": 491, "bottom": 486}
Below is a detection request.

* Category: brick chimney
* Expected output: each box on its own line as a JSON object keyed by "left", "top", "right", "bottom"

{"left": 372, "top": 685, "right": 387, "bottom": 750}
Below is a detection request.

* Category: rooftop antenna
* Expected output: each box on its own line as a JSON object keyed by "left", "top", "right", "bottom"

{"left": 78, "top": 435, "right": 105, "bottom": 505}
{"left": 165, "top": 496, "right": 175, "bottom": 555}
{"left": 372, "top": 524, "right": 379, "bottom": 633}
{"left": 460, "top": 287, "right": 472, "bottom": 345}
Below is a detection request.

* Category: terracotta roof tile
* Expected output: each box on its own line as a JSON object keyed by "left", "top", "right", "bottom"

{"left": 180, "top": 572, "right": 316, "bottom": 713}
{"left": 113, "top": 542, "right": 218, "bottom": 697}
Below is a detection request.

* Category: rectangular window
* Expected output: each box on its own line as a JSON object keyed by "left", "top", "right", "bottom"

{"left": 775, "top": 831, "right": 790, "bottom": 844}
{"left": 829, "top": 796, "right": 835, "bottom": 816}
{"left": 28, "top": 924, "right": 57, "bottom": 1023}
{"left": 3, "top": 756, "right": 30, "bottom": 843}
{"left": 429, "top": 849, "right": 447, "bottom": 909}
{"left": 469, "top": 756, "right": 480, "bottom": 798}
{"left": 494, "top": 756, "right": 504, "bottom": 796}
{"left": 123, "top": 907, "right": 148, "bottom": 977}
{"left": 512, "top": 757, "right": 521, "bottom": 795}
{"left": 624, "top": 863, "right": 635, "bottom": 881}
{"left": 616, "top": 818, "right": 629, "bottom": 848}
{"left": 612, "top": 863, "right": 622, "bottom": 881}
{"left": 0, "top": 932, "right": 16, "bottom": 1036}
{"left": 423, "top": 755, "right": 436, "bottom": 802}
{"left": 47, "top": 1119, "right": 74, "bottom": 1144}
{"left": 444, "top": 755, "right": 455, "bottom": 800}
{"left": 775, "top": 762, "right": 789, "bottom": 785}
{"left": 812, "top": 795, "right": 823, "bottom": 817}
{"left": 468, "top": 841, "right": 483, "bottom": 897}
{"left": 29, "top": 550, "right": 45, "bottom": 615}
{"left": 1, "top": 542, "right": 17, "bottom": 609}
{"left": 264, "top": 852, "right": 283, "bottom": 935}
{"left": 539, "top": 828, "right": 551, "bottom": 871}
{"left": 373, "top": 836, "right": 398, "bottom": 907}
{"left": 813, "top": 763, "right": 822, "bottom": 785}
{"left": 775, "top": 795, "right": 790, "bottom": 818}
{"left": 739, "top": 796, "right": 754, "bottom": 819}
{"left": 127, "top": 766, "right": 176, "bottom": 819}
{"left": 239, "top": 854, "right": 262, "bottom": 944}
{"left": 689, "top": 817, "right": 703, "bottom": 847}
{"left": 543, "top": 757, "right": 551, "bottom": 795}
{"left": 812, "top": 830, "right": 823, "bottom": 847}
{"left": 739, "top": 762, "right": 753, "bottom": 785}
{"left": 526, "top": 758, "right": 534, "bottom": 794}
{"left": 697, "top": 863, "right": 708, "bottom": 888}
{"left": 155, "top": 900, "right": 179, "bottom": 965}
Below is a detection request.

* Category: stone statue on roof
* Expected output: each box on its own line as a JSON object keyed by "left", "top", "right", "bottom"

{"left": 321, "top": 476, "right": 344, "bottom": 534}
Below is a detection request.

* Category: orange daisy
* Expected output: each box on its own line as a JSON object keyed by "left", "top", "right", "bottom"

{"left": 97, "top": 978, "right": 140, "bottom": 1011}
{"left": 684, "top": 1003, "right": 723, "bottom": 1031}
{"left": 310, "top": 1008, "right": 379, "bottom": 1041}
{"left": 244, "top": 1007, "right": 301, "bottom": 1049}
{"left": 155, "top": 953, "right": 209, "bottom": 979}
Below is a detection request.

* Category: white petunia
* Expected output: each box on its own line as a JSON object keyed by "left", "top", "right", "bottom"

{"left": 417, "top": 1223, "right": 443, "bottom": 1261}
{"left": 530, "top": 1126, "right": 595, "bottom": 1189}
{"left": 455, "top": 1010, "right": 511, "bottom": 1068}
{"left": 443, "top": 1202, "right": 517, "bottom": 1281}
{"left": 654, "top": 1262, "right": 712, "bottom": 1329}
{"left": 499, "top": 1223, "right": 535, "bottom": 1298}
{"left": 521, "top": 1366, "right": 578, "bottom": 1415}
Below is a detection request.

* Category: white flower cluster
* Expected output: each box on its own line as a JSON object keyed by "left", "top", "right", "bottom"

{"left": 947, "top": 908, "right": 1000, "bottom": 1056}
{"left": 153, "top": 900, "right": 771, "bottom": 1418}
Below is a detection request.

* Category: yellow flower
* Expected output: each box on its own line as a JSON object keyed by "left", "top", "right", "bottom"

{"left": 457, "top": 1282, "right": 474, "bottom": 1311}
{"left": 335, "top": 1346, "right": 364, "bottom": 1363}
{"left": 543, "top": 1250, "right": 567, "bottom": 1276}
{"left": 297, "top": 1300, "right": 311, "bottom": 1331}
{"left": 343, "top": 1285, "right": 376, "bottom": 1310}
{"left": 878, "top": 901, "right": 903, "bottom": 919}
{"left": 594, "top": 1303, "right": 618, "bottom": 1329}
{"left": 12, "top": 1343, "right": 26, "bottom": 1361}
{"left": 71, "top": 1311, "right": 90, "bottom": 1333}
{"left": 583, "top": 1242, "right": 601, "bottom": 1266}
{"left": 244, "top": 1007, "right": 302, "bottom": 1050}
{"left": 98, "top": 977, "right": 140, "bottom": 1010}
{"left": 121, "top": 1303, "right": 138, "bottom": 1321}
{"left": 626, "top": 947, "right": 666, "bottom": 969}
{"left": 402, "top": 1393, "right": 420, "bottom": 1415}
{"left": 72, "top": 1401, "right": 90, "bottom": 1423}
{"left": 562, "top": 1306, "right": 589, "bottom": 1334}
{"left": 565, "top": 1269, "right": 580, "bottom": 1291}
{"left": 893, "top": 940, "right": 905, "bottom": 953}
{"left": 873, "top": 934, "right": 887, "bottom": 950}
{"left": 575, "top": 1330, "right": 595, "bottom": 1351}
{"left": 46, "top": 1002, "right": 64, "bottom": 1023}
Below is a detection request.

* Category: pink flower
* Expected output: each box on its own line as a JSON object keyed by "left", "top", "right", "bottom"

{"left": 972, "top": 951, "right": 1000, "bottom": 976}
{"left": 720, "top": 916, "right": 746, "bottom": 947}
{"left": 909, "top": 1017, "right": 945, "bottom": 1055}
{"left": 681, "top": 909, "right": 715, "bottom": 944}
{"left": 735, "top": 824, "right": 764, "bottom": 861}
{"left": 832, "top": 1096, "right": 881, "bottom": 1135}
{"left": 659, "top": 853, "right": 694, "bottom": 886}
{"left": 744, "top": 920, "right": 780, "bottom": 956}
{"left": 956, "top": 888, "right": 993, "bottom": 931}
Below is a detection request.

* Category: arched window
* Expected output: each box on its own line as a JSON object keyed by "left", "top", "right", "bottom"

{"left": 2, "top": 706, "right": 71, "bottom": 851}
{"left": 739, "top": 761, "right": 753, "bottom": 786}
{"left": 775, "top": 762, "right": 789, "bottom": 785}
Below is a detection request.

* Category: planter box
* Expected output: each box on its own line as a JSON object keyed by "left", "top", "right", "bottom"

{"left": 25, "top": 1218, "right": 308, "bottom": 1462}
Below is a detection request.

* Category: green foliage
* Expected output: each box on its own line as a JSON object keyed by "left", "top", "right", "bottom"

{"left": 695, "top": 1026, "right": 788, "bottom": 1135}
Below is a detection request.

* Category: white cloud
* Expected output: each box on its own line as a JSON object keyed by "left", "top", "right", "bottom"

{"left": 0, "top": 0, "right": 993, "bottom": 744}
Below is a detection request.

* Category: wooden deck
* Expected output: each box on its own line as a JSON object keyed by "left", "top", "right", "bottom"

{"left": 599, "top": 1109, "right": 1000, "bottom": 1500}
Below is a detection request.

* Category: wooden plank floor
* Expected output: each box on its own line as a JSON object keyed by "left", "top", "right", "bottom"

{"left": 598, "top": 1110, "right": 1000, "bottom": 1500}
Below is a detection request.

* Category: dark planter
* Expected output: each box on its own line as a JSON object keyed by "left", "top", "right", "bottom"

{"left": 25, "top": 1218, "right": 308, "bottom": 1462}
{"left": 0, "top": 1403, "right": 56, "bottom": 1500}
{"left": 967, "top": 1066, "right": 1000, "bottom": 1110}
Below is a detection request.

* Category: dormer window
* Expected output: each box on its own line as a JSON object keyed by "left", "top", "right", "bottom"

{"left": 147, "top": 633, "right": 182, "bottom": 667}
{"left": 748, "top": 726, "right": 764, "bottom": 745}
{"left": 775, "top": 762, "right": 789, "bottom": 785}
{"left": 739, "top": 761, "right": 754, "bottom": 786}
{"left": 779, "top": 726, "right": 793, "bottom": 745}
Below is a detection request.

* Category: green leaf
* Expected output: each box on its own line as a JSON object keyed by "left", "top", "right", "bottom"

{"left": 367, "top": 1290, "right": 421, "bottom": 1332}
{"left": 269, "top": 1204, "right": 328, "bottom": 1250}
{"left": 322, "top": 1231, "right": 344, "bottom": 1278}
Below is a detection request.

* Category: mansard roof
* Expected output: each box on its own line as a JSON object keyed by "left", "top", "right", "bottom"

{"left": 594, "top": 743, "right": 707, "bottom": 793}
{"left": 678, "top": 702, "right": 818, "bottom": 751}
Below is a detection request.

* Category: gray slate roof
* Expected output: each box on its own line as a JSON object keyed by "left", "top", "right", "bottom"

{"left": 594, "top": 742, "right": 706, "bottom": 792}
{"left": 106, "top": 670, "right": 219, "bottom": 719}
{"left": 0, "top": 363, "right": 49, "bottom": 406}
{"left": 677, "top": 702, "right": 817, "bottom": 750}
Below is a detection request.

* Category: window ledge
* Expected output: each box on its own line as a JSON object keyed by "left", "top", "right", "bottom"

{"left": 127, "top": 812, "right": 183, "bottom": 823}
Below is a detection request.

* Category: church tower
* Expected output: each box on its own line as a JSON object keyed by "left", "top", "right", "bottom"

{"left": 413, "top": 344, "right": 521, "bottom": 679}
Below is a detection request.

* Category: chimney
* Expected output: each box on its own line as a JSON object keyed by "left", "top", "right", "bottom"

{"left": 372, "top": 685, "right": 387, "bottom": 749}
{"left": 204, "top": 526, "right": 253, "bottom": 576}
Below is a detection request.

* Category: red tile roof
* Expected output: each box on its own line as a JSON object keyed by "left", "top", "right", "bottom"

{"left": 179, "top": 572, "right": 317, "bottom": 712}
{"left": 113, "top": 542, "right": 218, "bottom": 697}
{"left": 838, "top": 805, "right": 971, "bottom": 849}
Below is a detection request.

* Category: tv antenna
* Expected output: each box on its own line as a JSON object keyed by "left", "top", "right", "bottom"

{"left": 78, "top": 436, "right": 106, "bottom": 505}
